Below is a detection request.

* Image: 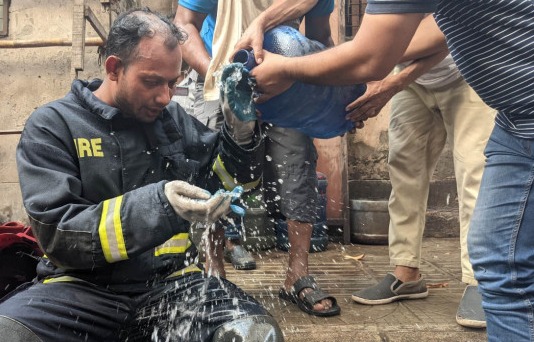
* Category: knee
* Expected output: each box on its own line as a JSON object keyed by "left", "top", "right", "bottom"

{"left": 212, "top": 315, "right": 284, "bottom": 342}
{"left": 0, "top": 315, "right": 42, "bottom": 342}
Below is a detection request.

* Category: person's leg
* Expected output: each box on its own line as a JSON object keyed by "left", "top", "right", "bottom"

{"left": 389, "top": 84, "right": 447, "bottom": 280}
{"left": 0, "top": 280, "right": 133, "bottom": 342}
{"left": 439, "top": 78, "right": 495, "bottom": 285}
{"left": 353, "top": 83, "right": 446, "bottom": 304}
{"left": 203, "top": 222, "right": 227, "bottom": 278}
{"left": 439, "top": 78, "right": 495, "bottom": 327}
{"left": 190, "top": 73, "right": 224, "bottom": 132}
{"left": 188, "top": 79, "right": 255, "bottom": 273}
{"left": 171, "top": 68, "right": 196, "bottom": 116}
{"left": 127, "top": 272, "right": 282, "bottom": 341}
{"left": 285, "top": 219, "right": 312, "bottom": 289}
{"left": 223, "top": 219, "right": 256, "bottom": 270}
{"left": 264, "top": 124, "right": 338, "bottom": 315}
{"left": 469, "top": 124, "right": 534, "bottom": 341}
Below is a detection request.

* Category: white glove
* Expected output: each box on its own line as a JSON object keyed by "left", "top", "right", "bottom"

{"left": 164, "top": 180, "right": 232, "bottom": 223}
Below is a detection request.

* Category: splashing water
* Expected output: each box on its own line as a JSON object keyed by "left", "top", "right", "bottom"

{"left": 219, "top": 63, "right": 257, "bottom": 122}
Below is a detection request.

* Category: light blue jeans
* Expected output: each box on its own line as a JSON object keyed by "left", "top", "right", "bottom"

{"left": 469, "top": 124, "right": 534, "bottom": 342}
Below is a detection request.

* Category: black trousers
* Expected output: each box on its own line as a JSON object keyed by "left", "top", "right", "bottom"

{"left": 0, "top": 272, "right": 271, "bottom": 342}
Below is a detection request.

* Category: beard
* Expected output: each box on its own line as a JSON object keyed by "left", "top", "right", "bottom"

{"left": 113, "top": 85, "right": 155, "bottom": 123}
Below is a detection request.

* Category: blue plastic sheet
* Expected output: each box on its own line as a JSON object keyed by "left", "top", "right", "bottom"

{"left": 221, "top": 25, "right": 366, "bottom": 139}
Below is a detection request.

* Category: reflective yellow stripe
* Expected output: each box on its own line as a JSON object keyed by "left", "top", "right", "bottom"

{"left": 43, "top": 276, "right": 84, "bottom": 284}
{"left": 113, "top": 196, "right": 128, "bottom": 260}
{"left": 165, "top": 264, "right": 202, "bottom": 279}
{"left": 212, "top": 155, "right": 260, "bottom": 191}
{"left": 99, "top": 200, "right": 112, "bottom": 262}
{"left": 98, "top": 196, "right": 128, "bottom": 263}
{"left": 154, "top": 233, "right": 191, "bottom": 256}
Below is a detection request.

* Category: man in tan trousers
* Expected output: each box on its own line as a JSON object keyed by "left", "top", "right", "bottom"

{"left": 349, "top": 15, "right": 495, "bottom": 328}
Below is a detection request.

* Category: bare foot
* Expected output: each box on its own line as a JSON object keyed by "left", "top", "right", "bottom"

{"left": 284, "top": 220, "right": 335, "bottom": 314}
{"left": 284, "top": 276, "right": 333, "bottom": 313}
{"left": 298, "top": 287, "right": 333, "bottom": 312}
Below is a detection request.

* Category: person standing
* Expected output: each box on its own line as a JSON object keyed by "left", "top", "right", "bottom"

{"left": 174, "top": 0, "right": 341, "bottom": 316}
{"left": 348, "top": 21, "right": 495, "bottom": 328}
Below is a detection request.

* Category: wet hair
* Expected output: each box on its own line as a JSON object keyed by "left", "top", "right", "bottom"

{"left": 104, "top": 7, "right": 187, "bottom": 67}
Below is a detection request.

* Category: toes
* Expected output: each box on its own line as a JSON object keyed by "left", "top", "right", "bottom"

{"left": 298, "top": 287, "right": 335, "bottom": 313}
{"left": 312, "top": 299, "right": 332, "bottom": 312}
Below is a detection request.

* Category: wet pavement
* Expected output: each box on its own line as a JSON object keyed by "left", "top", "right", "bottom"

{"left": 225, "top": 237, "right": 487, "bottom": 342}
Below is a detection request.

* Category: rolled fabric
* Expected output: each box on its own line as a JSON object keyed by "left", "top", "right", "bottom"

{"left": 222, "top": 25, "right": 366, "bottom": 139}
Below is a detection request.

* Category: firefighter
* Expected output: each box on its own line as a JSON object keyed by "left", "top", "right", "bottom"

{"left": 0, "top": 8, "right": 282, "bottom": 342}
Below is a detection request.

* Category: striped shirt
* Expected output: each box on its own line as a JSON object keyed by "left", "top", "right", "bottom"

{"left": 367, "top": 0, "right": 534, "bottom": 138}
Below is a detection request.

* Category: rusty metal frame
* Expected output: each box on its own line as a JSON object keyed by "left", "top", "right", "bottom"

{"left": 0, "top": 0, "right": 9, "bottom": 37}
{"left": 71, "top": 0, "right": 111, "bottom": 78}
{"left": 337, "top": 1, "right": 351, "bottom": 244}
{"left": 344, "top": 0, "right": 367, "bottom": 39}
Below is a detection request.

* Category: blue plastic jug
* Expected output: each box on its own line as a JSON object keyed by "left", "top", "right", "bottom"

{"left": 223, "top": 25, "right": 366, "bottom": 139}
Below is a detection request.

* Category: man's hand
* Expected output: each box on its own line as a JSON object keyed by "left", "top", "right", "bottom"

{"left": 249, "top": 51, "right": 294, "bottom": 103}
{"left": 345, "top": 79, "right": 400, "bottom": 124}
{"left": 164, "top": 181, "right": 232, "bottom": 223}
{"left": 232, "top": 21, "right": 266, "bottom": 65}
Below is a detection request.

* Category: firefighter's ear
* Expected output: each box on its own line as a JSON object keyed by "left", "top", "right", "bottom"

{"left": 105, "top": 56, "right": 123, "bottom": 81}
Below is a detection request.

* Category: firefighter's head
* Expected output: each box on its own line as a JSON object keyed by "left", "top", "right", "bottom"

{"left": 95, "top": 8, "right": 187, "bottom": 123}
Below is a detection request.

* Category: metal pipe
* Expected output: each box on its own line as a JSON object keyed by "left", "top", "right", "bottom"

{"left": 0, "top": 37, "right": 103, "bottom": 48}
{"left": 0, "top": 130, "right": 23, "bottom": 135}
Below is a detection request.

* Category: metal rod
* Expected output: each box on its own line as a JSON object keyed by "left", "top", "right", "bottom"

{"left": 0, "top": 130, "right": 23, "bottom": 135}
{"left": 0, "top": 37, "right": 103, "bottom": 48}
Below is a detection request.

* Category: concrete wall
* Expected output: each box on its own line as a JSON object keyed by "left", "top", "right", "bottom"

{"left": 0, "top": 0, "right": 173, "bottom": 223}
{"left": 346, "top": 102, "right": 455, "bottom": 181}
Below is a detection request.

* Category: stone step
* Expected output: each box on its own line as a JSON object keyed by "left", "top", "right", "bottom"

{"left": 425, "top": 206, "right": 459, "bottom": 238}
{"left": 348, "top": 179, "right": 458, "bottom": 207}
{"left": 341, "top": 179, "right": 460, "bottom": 241}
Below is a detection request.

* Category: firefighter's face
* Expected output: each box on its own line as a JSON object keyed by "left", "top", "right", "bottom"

{"left": 114, "top": 36, "right": 182, "bottom": 123}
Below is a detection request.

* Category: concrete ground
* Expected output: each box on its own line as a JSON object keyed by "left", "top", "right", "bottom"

{"left": 225, "top": 238, "right": 487, "bottom": 342}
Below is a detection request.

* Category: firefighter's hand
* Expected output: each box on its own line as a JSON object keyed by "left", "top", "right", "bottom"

{"left": 164, "top": 181, "right": 232, "bottom": 223}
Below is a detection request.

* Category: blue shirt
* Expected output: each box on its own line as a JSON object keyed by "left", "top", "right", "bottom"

{"left": 178, "top": 0, "right": 334, "bottom": 57}
{"left": 178, "top": 0, "right": 218, "bottom": 55}
{"left": 367, "top": 0, "right": 534, "bottom": 138}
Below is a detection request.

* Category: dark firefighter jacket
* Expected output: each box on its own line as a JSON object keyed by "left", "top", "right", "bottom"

{"left": 16, "top": 79, "right": 264, "bottom": 292}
